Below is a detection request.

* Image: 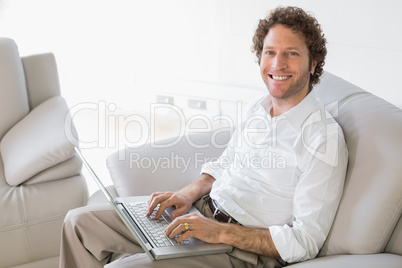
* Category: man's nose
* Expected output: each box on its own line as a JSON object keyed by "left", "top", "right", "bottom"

{"left": 272, "top": 54, "right": 286, "bottom": 70}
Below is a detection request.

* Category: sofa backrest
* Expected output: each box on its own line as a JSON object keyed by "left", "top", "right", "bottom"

{"left": 0, "top": 37, "right": 61, "bottom": 140}
{"left": 22, "top": 52, "right": 61, "bottom": 109}
{"left": 107, "top": 131, "right": 230, "bottom": 196}
{"left": 0, "top": 38, "right": 30, "bottom": 139}
{"left": 314, "top": 72, "right": 402, "bottom": 256}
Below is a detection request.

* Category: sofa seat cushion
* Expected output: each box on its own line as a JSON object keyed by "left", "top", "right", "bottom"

{"left": 289, "top": 253, "right": 402, "bottom": 268}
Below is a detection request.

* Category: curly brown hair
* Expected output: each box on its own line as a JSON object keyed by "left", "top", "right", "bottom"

{"left": 252, "top": 6, "right": 327, "bottom": 90}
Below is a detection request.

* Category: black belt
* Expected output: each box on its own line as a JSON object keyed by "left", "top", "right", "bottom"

{"left": 208, "top": 197, "right": 238, "bottom": 224}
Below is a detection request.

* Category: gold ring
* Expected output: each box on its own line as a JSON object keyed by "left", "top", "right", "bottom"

{"left": 184, "top": 222, "right": 189, "bottom": 231}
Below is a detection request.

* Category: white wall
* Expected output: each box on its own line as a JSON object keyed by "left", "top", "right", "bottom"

{"left": 273, "top": 0, "right": 402, "bottom": 108}
{"left": 0, "top": 0, "right": 401, "bottom": 108}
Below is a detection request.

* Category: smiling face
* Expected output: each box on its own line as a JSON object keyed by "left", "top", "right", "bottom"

{"left": 260, "top": 24, "right": 317, "bottom": 107}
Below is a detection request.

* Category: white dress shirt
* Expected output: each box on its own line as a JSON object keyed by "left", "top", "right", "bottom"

{"left": 201, "top": 90, "right": 348, "bottom": 263}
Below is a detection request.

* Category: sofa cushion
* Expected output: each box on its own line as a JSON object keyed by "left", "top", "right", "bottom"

{"left": 0, "top": 174, "right": 87, "bottom": 267}
{"left": 0, "top": 96, "right": 77, "bottom": 186}
{"left": 314, "top": 72, "right": 402, "bottom": 256}
{"left": 23, "top": 155, "right": 82, "bottom": 185}
{"left": 289, "top": 253, "right": 402, "bottom": 268}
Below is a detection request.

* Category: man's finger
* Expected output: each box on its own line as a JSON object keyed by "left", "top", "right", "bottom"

{"left": 169, "top": 205, "right": 188, "bottom": 219}
{"left": 147, "top": 192, "right": 159, "bottom": 203}
{"left": 176, "top": 230, "right": 193, "bottom": 243}
{"left": 154, "top": 194, "right": 177, "bottom": 219}
{"left": 146, "top": 192, "right": 172, "bottom": 217}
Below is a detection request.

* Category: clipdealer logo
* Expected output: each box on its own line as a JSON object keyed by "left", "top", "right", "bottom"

{"left": 64, "top": 100, "right": 341, "bottom": 167}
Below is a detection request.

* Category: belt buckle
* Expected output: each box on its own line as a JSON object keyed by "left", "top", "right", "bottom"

{"left": 212, "top": 203, "right": 219, "bottom": 219}
{"left": 211, "top": 199, "right": 234, "bottom": 223}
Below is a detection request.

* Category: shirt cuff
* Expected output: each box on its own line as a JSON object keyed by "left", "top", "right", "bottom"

{"left": 269, "top": 225, "right": 308, "bottom": 263}
{"left": 200, "top": 162, "right": 223, "bottom": 180}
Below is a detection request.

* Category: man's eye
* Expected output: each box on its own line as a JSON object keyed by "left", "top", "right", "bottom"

{"left": 288, "top": 52, "right": 298, "bottom": 56}
{"left": 265, "top": 51, "right": 274, "bottom": 55}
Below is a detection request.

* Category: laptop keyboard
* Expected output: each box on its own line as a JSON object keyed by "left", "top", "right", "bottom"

{"left": 126, "top": 202, "right": 191, "bottom": 248}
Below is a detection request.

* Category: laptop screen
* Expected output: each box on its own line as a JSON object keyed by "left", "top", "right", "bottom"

{"left": 75, "top": 147, "right": 115, "bottom": 203}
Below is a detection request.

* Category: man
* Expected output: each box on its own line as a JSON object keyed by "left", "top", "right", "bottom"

{"left": 60, "top": 6, "right": 348, "bottom": 268}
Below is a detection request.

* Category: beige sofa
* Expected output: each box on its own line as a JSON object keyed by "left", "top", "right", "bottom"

{"left": 104, "top": 72, "right": 402, "bottom": 267}
{"left": 0, "top": 38, "right": 88, "bottom": 268}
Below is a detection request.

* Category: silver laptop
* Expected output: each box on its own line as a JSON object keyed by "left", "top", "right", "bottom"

{"left": 75, "top": 147, "right": 233, "bottom": 261}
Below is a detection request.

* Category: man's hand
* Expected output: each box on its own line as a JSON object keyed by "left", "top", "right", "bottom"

{"left": 146, "top": 173, "right": 216, "bottom": 220}
{"left": 146, "top": 191, "right": 193, "bottom": 220}
{"left": 164, "top": 213, "right": 226, "bottom": 244}
{"left": 166, "top": 212, "right": 282, "bottom": 259}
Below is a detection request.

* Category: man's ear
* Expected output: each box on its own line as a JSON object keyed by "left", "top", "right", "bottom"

{"left": 310, "top": 60, "right": 317, "bottom": 75}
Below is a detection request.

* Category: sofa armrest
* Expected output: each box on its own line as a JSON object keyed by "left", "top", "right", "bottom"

{"left": 288, "top": 254, "right": 402, "bottom": 268}
{"left": 106, "top": 131, "right": 230, "bottom": 197}
{"left": 0, "top": 96, "right": 77, "bottom": 186}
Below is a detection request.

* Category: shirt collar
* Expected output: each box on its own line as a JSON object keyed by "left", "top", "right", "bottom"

{"left": 260, "top": 89, "right": 322, "bottom": 130}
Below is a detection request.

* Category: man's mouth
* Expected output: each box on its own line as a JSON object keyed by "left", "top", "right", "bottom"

{"left": 269, "top": 75, "right": 292, "bottom": 81}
